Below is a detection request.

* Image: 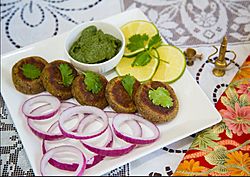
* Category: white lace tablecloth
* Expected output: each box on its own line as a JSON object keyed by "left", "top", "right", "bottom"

{"left": 1, "top": 0, "right": 250, "bottom": 176}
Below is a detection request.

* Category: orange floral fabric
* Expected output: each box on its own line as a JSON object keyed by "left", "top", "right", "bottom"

{"left": 173, "top": 55, "right": 250, "bottom": 176}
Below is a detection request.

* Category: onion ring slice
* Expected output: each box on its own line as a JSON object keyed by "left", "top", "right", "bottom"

{"left": 112, "top": 113, "right": 160, "bottom": 145}
{"left": 43, "top": 124, "right": 113, "bottom": 171}
{"left": 27, "top": 102, "right": 77, "bottom": 140}
{"left": 59, "top": 106, "right": 108, "bottom": 140}
{"left": 22, "top": 95, "right": 60, "bottom": 120}
{"left": 81, "top": 140, "right": 136, "bottom": 157}
{"left": 40, "top": 145, "right": 86, "bottom": 176}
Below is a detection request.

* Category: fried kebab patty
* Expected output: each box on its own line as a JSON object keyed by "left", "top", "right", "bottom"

{"left": 71, "top": 73, "right": 108, "bottom": 109}
{"left": 41, "top": 60, "right": 78, "bottom": 100}
{"left": 12, "top": 56, "right": 48, "bottom": 94}
{"left": 105, "top": 76, "right": 140, "bottom": 113}
{"left": 134, "top": 81, "right": 179, "bottom": 123}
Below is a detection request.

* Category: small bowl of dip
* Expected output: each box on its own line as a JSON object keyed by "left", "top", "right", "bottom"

{"left": 65, "top": 21, "right": 125, "bottom": 73}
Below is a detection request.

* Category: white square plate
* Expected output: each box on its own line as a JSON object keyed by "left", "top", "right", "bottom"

{"left": 1, "top": 8, "right": 222, "bottom": 176}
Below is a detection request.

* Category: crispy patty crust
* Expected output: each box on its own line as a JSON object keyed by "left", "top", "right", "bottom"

{"left": 71, "top": 73, "right": 108, "bottom": 109}
{"left": 12, "top": 56, "right": 48, "bottom": 94}
{"left": 41, "top": 60, "right": 78, "bottom": 100}
{"left": 105, "top": 76, "right": 140, "bottom": 113}
{"left": 134, "top": 81, "right": 179, "bottom": 123}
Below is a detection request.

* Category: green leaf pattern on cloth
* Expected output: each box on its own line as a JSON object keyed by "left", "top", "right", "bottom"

{"left": 221, "top": 96, "right": 234, "bottom": 108}
{"left": 205, "top": 147, "right": 228, "bottom": 165}
{"left": 191, "top": 128, "right": 221, "bottom": 150}
{"left": 212, "top": 122, "right": 233, "bottom": 138}
{"left": 225, "top": 87, "right": 239, "bottom": 107}
{"left": 211, "top": 165, "right": 229, "bottom": 174}
{"left": 239, "top": 94, "right": 250, "bottom": 106}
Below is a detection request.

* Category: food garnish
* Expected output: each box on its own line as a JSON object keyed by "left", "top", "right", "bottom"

{"left": 105, "top": 76, "right": 140, "bottom": 113}
{"left": 148, "top": 87, "right": 173, "bottom": 108}
{"left": 40, "top": 145, "right": 86, "bottom": 176}
{"left": 121, "top": 74, "right": 136, "bottom": 96}
{"left": 12, "top": 56, "right": 48, "bottom": 94}
{"left": 112, "top": 113, "right": 160, "bottom": 145}
{"left": 132, "top": 50, "right": 151, "bottom": 67}
{"left": 116, "top": 54, "right": 159, "bottom": 82}
{"left": 135, "top": 81, "right": 179, "bottom": 123}
{"left": 21, "top": 63, "right": 42, "bottom": 79}
{"left": 72, "top": 73, "right": 108, "bottom": 109}
{"left": 22, "top": 94, "right": 61, "bottom": 120}
{"left": 121, "top": 20, "right": 158, "bottom": 57}
{"left": 126, "top": 33, "right": 148, "bottom": 52}
{"left": 151, "top": 45, "right": 186, "bottom": 83}
{"left": 83, "top": 71, "right": 103, "bottom": 94}
{"left": 126, "top": 33, "right": 162, "bottom": 67}
{"left": 42, "top": 60, "right": 77, "bottom": 100}
{"left": 20, "top": 94, "right": 160, "bottom": 175}
{"left": 58, "top": 63, "right": 75, "bottom": 87}
{"left": 148, "top": 33, "right": 162, "bottom": 49}
{"left": 117, "top": 20, "right": 186, "bottom": 83}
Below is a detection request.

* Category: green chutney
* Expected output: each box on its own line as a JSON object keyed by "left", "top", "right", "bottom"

{"left": 69, "top": 25, "right": 122, "bottom": 64}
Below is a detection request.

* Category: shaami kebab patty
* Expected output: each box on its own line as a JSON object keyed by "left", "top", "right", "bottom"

{"left": 72, "top": 72, "right": 108, "bottom": 109}
{"left": 12, "top": 56, "right": 180, "bottom": 124}
{"left": 105, "top": 76, "right": 140, "bottom": 113}
{"left": 12, "top": 56, "right": 48, "bottom": 94}
{"left": 41, "top": 60, "right": 78, "bottom": 100}
{"left": 135, "top": 81, "right": 179, "bottom": 123}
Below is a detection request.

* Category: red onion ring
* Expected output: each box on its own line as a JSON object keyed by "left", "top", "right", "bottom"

{"left": 40, "top": 145, "right": 86, "bottom": 176}
{"left": 22, "top": 95, "right": 60, "bottom": 120}
{"left": 28, "top": 119, "right": 64, "bottom": 140}
{"left": 20, "top": 95, "right": 161, "bottom": 175}
{"left": 81, "top": 140, "right": 136, "bottom": 157}
{"left": 85, "top": 126, "right": 113, "bottom": 169}
{"left": 112, "top": 114, "right": 160, "bottom": 145}
{"left": 59, "top": 106, "right": 108, "bottom": 140}
{"left": 43, "top": 123, "right": 113, "bottom": 171}
{"left": 105, "top": 111, "right": 142, "bottom": 137}
{"left": 80, "top": 112, "right": 145, "bottom": 157}
{"left": 81, "top": 121, "right": 139, "bottom": 157}
{"left": 27, "top": 102, "right": 77, "bottom": 140}
{"left": 42, "top": 121, "right": 80, "bottom": 172}
{"left": 105, "top": 111, "right": 118, "bottom": 119}
{"left": 58, "top": 102, "right": 77, "bottom": 114}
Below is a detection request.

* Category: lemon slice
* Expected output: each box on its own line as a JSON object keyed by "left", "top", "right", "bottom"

{"left": 121, "top": 20, "right": 158, "bottom": 57}
{"left": 116, "top": 55, "right": 159, "bottom": 82}
{"left": 152, "top": 45, "right": 186, "bottom": 83}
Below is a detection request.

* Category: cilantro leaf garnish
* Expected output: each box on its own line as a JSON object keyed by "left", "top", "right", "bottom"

{"left": 126, "top": 34, "right": 149, "bottom": 52}
{"left": 132, "top": 51, "right": 151, "bottom": 67}
{"left": 148, "top": 87, "right": 173, "bottom": 108}
{"left": 59, "top": 63, "right": 74, "bottom": 87}
{"left": 148, "top": 34, "right": 162, "bottom": 49}
{"left": 121, "top": 75, "right": 136, "bottom": 96}
{"left": 126, "top": 33, "right": 163, "bottom": 67}
{"left": 83, "top": 71, "right": 102, "bottom": 94}
{"left": 21, "top": 64, "right": 41, "bottom": 80}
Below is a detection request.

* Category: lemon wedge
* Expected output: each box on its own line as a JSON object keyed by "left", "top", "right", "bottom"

{"left": 116, "top": 54, "right": 159, "bottom": 82}
{"left": 152, "top": 45, "right": 186, "bottom": 83}
{"left": 121, "top": 20, "right": 158, "bottom": 57}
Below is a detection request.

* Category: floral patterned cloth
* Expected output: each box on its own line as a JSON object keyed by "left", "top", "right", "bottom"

{"left": 173, "top": 56, "right": 250, "bottom": 176}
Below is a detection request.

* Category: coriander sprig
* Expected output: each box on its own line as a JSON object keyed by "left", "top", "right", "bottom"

{"left": 148, "top": 87, "right": 173, "bottom": 108}
{"left": 127, "top": 34, "right": 148, "bottom": 52}
{"left": 83, "top": 71, "right": 102, "bottom": 94}
{"left": 58, "top": 63, "right": 75, "bottom": 87}
{"left": 121, "top": 74, "right": 136, "bottom": 96}
{"left": 126, "top": 33, "right": 167, "bottom": 67}
{"left": 21, "top": 64, "right": 42, "bottom": 80}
